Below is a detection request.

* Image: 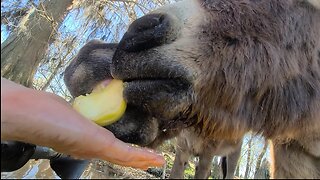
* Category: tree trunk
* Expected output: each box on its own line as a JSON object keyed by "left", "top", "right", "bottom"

{"left": 254, "top": 141, "right": 268, "bottom": 175}
{"left": 235, "top": 163, "right": 240, "bottom": 178}
{"left": 40, "top": 58, "right": 63, "bottom": 91}
{"left": 244, "top": 135, "right": 253, "bottom": 178}
{"left": 254, "top": 159, "right": 270, "bottom": 179}
{"left": 210, "top": 156, "right": 220, "bottom": 179}
{"left": 1, "top": 0, "right": 73, "bottom": 87}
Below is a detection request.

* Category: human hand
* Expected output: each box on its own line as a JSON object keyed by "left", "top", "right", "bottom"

{"left": 1, "top": 78, "right": 165, "bottom": 170}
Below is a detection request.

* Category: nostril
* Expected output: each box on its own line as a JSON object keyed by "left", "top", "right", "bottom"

{"left": 136, "top": 17, "right": 161, "bottom": 32}
{"left": 119, "top": 13, "right": 177, "bottom": 52}
{"left": 159, "top": 14, "right": 165, "bottom": 24}
{"left": 129, "top": 14, "right": 164, "bottom": 33}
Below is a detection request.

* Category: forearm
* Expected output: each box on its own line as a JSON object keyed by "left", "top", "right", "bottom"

{"left": 1, "top": 77, "right": 165, "bottom": 169}
{"left": 1, "top": 77, "right": 97, "bottom": 150}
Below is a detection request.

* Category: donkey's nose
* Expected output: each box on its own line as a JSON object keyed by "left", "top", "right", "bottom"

{"left": 118, "top": 13, "right": 177, "bottom": 52}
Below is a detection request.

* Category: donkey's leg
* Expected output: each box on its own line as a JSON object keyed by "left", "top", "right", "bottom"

{"left": 270, "top": 140, "right": 320, "bottom": 178}
{"left": 194, "top": 152, "right": 215, "bottom": 179}
{"left": 224, "top": 150, "right": 241, "bottom": 179}
{"left": 225, "top": 140, "right": 243, "bottom": 179}
{"left": 170, "top": 137, "right": 191, "bottom": 179}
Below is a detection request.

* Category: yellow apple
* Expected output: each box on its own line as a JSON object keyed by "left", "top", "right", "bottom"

{"left": 73, "top": 79, "right": 126, "bottom": 126}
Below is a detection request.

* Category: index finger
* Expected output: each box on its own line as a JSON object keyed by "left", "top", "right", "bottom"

{"left": 100, "top": 134, "right": 165, "bottom": 170}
